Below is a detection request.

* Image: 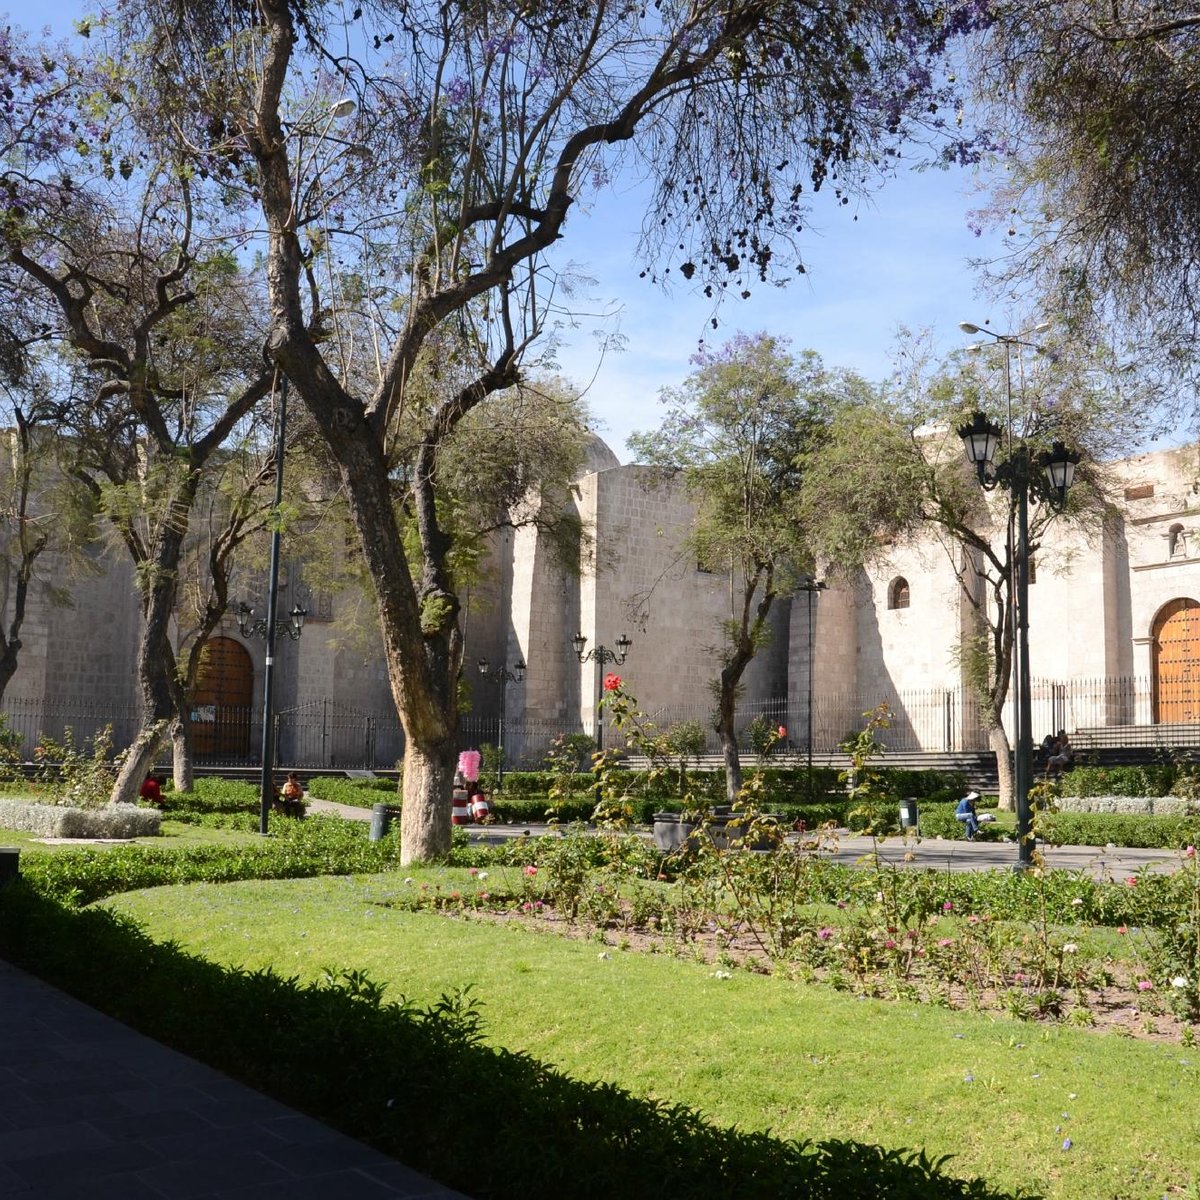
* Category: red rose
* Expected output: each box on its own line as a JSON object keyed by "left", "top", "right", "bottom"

{"left": 603, "top": 673, "right": 622, "bottom": 692}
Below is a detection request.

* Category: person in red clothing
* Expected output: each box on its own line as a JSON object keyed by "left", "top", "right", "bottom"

{"left": 138, "top": 773, "right": 165, "bottom": 808}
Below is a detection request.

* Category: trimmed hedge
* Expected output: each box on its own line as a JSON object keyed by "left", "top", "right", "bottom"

{"left": 0, "top": 857, "right": 1028, "bottom": 1199}
{"left": 1060, "top": 764, "right": 1178, "bottom": 799}
{"left": 305, "top": 775, "right": 400, "bottom": 809}
{"left": 1038, "top": 810, "right": 1200, "bottom": 850}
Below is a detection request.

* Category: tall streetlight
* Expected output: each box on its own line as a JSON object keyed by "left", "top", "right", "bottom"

{"left": 240, "top": 375, "right": 309, "bottom": 836}
{"left": 957, "top": 321, "right": 1080, "bottom": 869}
{"left": 796, "top": 576, "right": 826, "bottom": 801}
{"left": 572, "top": 633, "right": 632, "bottom": 750}
{"left": 477, "top": 656, "right": 526, "bottom": 791}
{"left": 242, "top": 98, "right": 356, "bottom": 836}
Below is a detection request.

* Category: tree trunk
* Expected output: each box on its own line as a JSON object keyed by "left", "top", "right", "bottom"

{"left": 987, "top": 717, "right": 1015, "bottom": 812}
{"left": 400, "top": 739, "right": 457, "bottom": 865}
{"left": 109, "top": 485, "right": 195, "bottom": 805}
{"left": 716, "top": 692, "right": 743, "bottom": 804}
{"left": 171, "top": 716, "right": 194, "bottom": 794}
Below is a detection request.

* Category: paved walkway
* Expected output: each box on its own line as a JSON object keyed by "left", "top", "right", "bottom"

{"left": 307, "top": 798, "right": 1186, "bottom": 879}
{"left": 0, "top": 957, "right": 470, "bottom": 1199}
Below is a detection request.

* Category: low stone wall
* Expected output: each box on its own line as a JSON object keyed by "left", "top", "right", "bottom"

{"left": 1054, "top": 794, "right": 1195, "bottom": 816}
{"left": 0, "top": 799, "right": 161, "bottom": 839}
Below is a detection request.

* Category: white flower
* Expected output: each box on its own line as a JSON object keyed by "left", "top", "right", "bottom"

{"left": 712, "top": 970, "right": 732, "bottom": 980}
{"left": 1173, "top": 976, "right": 1189, "bottom": 989}
{"left": 1070, "top": 898, "right": 1083, "bottom": 907}
{"left": 403, "top": 877, "right": 415, "bottom": 884}
{"left": 1063, "top": 943, "right": 1078, "bottom": 954}
{"left": 478, "top": 871, "right": 488, "bottom": 880}
{"left": 597, "top": 951, "right": 611, "bottom": 959}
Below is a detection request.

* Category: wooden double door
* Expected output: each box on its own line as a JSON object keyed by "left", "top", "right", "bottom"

{"left": 190, "top": 637, "right": 253, "bottom": 758}
{"left": 1153, "top": 598, "right": 1200, "bottom": 724}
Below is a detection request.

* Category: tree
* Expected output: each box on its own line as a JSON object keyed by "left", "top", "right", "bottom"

{"left": 105, "top": 0, "right": 989, "bottom": 860}
{"left": 0, "top": 23, "right": 277, "bottom": 800}
{"left": 802, "top": 334, "right": 1142, "bottom": 808}
{"left": 629, "top": 333, "right": 859, "bottom": 801}
{"left": 972, "top": 1, "right": 1200, "bottom": 396}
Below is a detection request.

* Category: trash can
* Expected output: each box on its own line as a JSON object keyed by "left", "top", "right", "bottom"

{"left": 0, "top": 847, "right": 18, "bottom": 885}
{"left": 369, "top": 803, "right": 402, "bottom": 841}
{"left": 898, "top": 797, "right": 919, "bottom": 831}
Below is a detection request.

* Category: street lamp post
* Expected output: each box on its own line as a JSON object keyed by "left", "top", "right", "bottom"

{"left": 239, "top": 375, "right": 308, "bottom": 837}
{"left": 476, "top": 656, "right": 526, "bottom": 791}
{"left": 797, "top": 576, "right": 826, "bottom": 801}
{"left": 572, "top": 633, "right": 632, "bottom": 751}
{"left": 957, "top": 322, "right": 1080, "bottom": 869}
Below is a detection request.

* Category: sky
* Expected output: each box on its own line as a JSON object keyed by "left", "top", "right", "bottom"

{"left": 10, "top": 0, "right": 1020, "bottom": 462}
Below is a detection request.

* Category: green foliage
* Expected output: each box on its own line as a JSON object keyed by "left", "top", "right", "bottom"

{"left": 305, "top": 776, "right": 401, "bottom": 810}
{"left": 1037, "top": 811, "right": 1200, "bottom": 850}
{"left": 0, "top": 879, "right": 1023, "bottom": 1200}
{"left": 34, "top": 725, "right": 121, "bottom": 809}
{"left": 743, "top": 714, "right": 786, "bottom": 760}
{"left": 18, "top": 815, "right": 402, "bottom": 906}
{"left": 1060, "top": 764, "right": 1177, "bottom": 798}
{"left": 840, "top": 705, "right": 900, "bottom": 835}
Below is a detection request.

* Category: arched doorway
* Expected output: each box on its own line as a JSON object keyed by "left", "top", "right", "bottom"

{"left": 1152, "top": 598, "right": 1200, "bottom": 724}
{"left": 190, "top": 637, "right": 253, "bottom": 758}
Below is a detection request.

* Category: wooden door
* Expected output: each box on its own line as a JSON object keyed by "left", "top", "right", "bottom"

{"left": 190, "top": 637, "right": 253, "bottom": 758}
{"left": 1153, "top": 598, "right": 1200, "bottom": 723}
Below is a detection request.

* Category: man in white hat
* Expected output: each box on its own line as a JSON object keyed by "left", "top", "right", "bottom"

{"left": 955, "top": 790, "right": 981, "bottom": 840}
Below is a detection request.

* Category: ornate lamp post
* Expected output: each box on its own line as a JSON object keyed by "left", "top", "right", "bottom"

{"left": 572, "top": 632, "right": 632, "bottom": 750}
{"left": 476, "top": 656, "right": 526, "bottom": 791}
{"left": 957, "top": 322, "right": 1080, "bottom": 869}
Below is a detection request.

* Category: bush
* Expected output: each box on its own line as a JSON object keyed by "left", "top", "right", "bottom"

{"left": 0, "top": 883, "right": 1026, "bottom": 1200}
{"left": 305, "top": 775, "right": 400, "bottom": 809}
{"left": 0, "top": 799, "right": 162, "bottom": 839}
{"left": 1038, "top": 810, "right": 1200, "bottom": 850}
{"left": 1060, "top": 765, "right": 1175, "bottom": 798}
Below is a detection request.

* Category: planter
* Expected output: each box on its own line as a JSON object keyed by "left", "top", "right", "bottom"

{"left": 652, "top": 807, "right": 784, "bottom": 852}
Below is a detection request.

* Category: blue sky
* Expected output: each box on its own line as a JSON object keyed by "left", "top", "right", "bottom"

{"left": 10, "top": 0, "right": 1016, "bottom": 461}
{"left": 547, "top": 165, "right": 1010, "bottom": 458}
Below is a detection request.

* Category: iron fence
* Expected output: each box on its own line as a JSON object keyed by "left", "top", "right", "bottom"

{"left": 1, "top": 675, "right": 1193, "bottom": 772}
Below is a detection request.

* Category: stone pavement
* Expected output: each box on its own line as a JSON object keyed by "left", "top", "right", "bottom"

{"left": 306, "top": 797, "right": 1185, "bottom": 879}
{"left": 0, "top": 956, "right": 471, "bottom": 1200}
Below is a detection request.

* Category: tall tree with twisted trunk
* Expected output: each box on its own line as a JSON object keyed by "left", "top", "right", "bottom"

{"left": 106, "top": 0, "right": 988, "bottom": 859}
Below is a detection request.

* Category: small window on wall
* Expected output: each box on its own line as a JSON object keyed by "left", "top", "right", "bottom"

{"left": 888, "top": 577, "right": 910, "bottom": 610}
{"left": 1169, "top": 523, "right": 1186, "bottom": 559}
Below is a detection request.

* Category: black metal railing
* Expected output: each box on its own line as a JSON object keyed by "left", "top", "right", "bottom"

{"left": 2, "top": 675, "right": 1191, "bottom": 772}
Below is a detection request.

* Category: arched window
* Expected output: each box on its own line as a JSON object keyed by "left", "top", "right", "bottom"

{"left": 888, "top": 577, "right": 910, "bottom": 610}
{"left": 1169, "top": 523, "right": 1186, "bottom": 558}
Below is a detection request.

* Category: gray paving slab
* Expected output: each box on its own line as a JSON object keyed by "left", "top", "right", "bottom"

{"left": 0, "top": 958, "right": 472, "bottom": 1199}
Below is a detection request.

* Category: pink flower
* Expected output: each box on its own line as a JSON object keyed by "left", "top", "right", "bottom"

{"left": 1187, "top": 846, "right": 1196, "bottom": 859}
{"left": 938, "top": 938, "right": 954, "bottom": 947}
{"left": 468, "top": 867, "right": 478, "bottom": 877}
{"left": 603, "top": 673, "right": 622, "bottom": 692}
{"left": 1137, "top": 980, "right": 1154, "bottom": 991}
{"left": 817, "top": 927, "right": 835, "bottom": 940}
{"left": 1125, "top": 876, "right": 1138, "bottom": 888}
{"left": 943, "top": 901, "right": 954, "bottom": 911}
{"left": 1117, "top": 925, "right": 1128, "bottom": 935}
{"left": 524, "top": 865, "right": 538, "bottom": 877}
{"left": 1013, "top": 971, "right": 1027, "bottom": 982}
{"left": 967, "top": 915, "right": 979, "bottom": 925}
{"left": 521, "top": 902, "right": 533, "bottom": 913}
{"left": 479, "top": 891, "right": 490, "bottom": 901}
{"left": 777, "top": 725, "right": 787, "bottom": 738}
{"left": 884, "top": 939, "right": 896, "bottom": 949}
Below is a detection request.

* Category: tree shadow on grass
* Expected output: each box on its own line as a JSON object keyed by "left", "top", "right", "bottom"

{"left": 0, "top": 882, "right": 1036, "bottom": 1200}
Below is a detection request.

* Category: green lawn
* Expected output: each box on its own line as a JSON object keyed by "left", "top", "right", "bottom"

{"left": 106, "top": 869, "right": 1200, "bottom": 1200}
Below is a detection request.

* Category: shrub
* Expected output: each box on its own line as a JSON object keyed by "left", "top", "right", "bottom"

{"left": 1038, "top": 811, "right": 1200, "bottom": 850}
{"left": 0, "top": 884, "right": 1026, "bottom": 1200}
{"left": 305, "top": 776, "right": 400, "bottom": 809}
{"left": 0, "top": 798, "right": 161, "bottom": 839}
{"left": 1059, "top": 765, "right": 1175, "bottom": 798}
